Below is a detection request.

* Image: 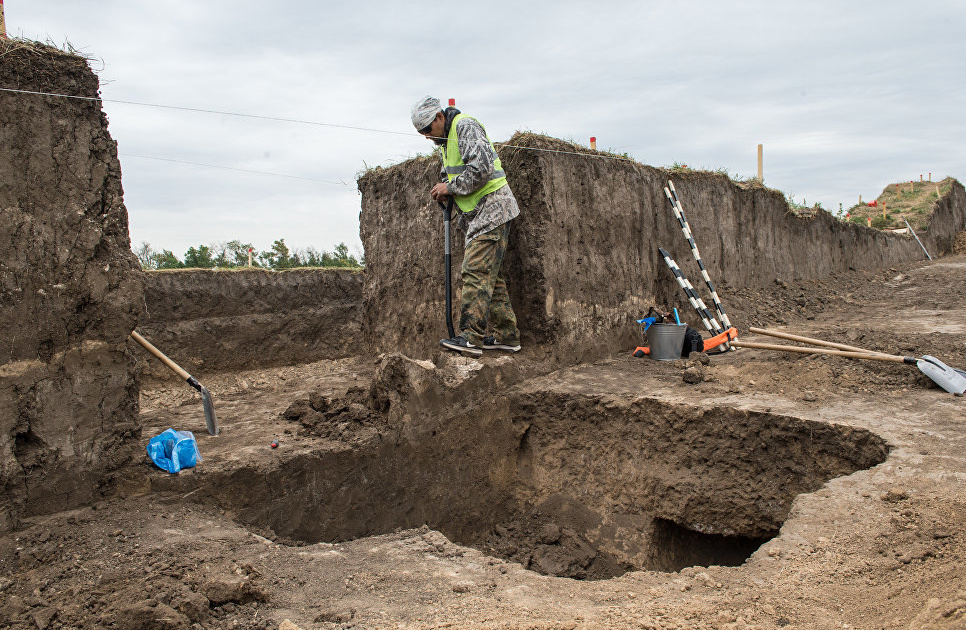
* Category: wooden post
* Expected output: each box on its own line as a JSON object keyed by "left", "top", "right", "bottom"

{"left": 936, "top": 185, "right": 941, "bottom": 198}
{"left": 0, "top": 0, "right": 6, "bottom": 39}
{"left": 928, "top": 172, "right": 931, "bottom": 182}
{"left": 883, "top": 202, "right": 886, "bottom": 220}
{"left": 867, "top": 217, "right": 872, "bottom": 227}
{"left": 247, "top": 247, "right": 253, "bottom": 267}
{"left": 590, "top": 136, "right": 596, "bottom": 150}
{"left": 757, "top": 144, "right": 763, "bottom": 182}
{"left": 859, "top": 194, "right": 862, "bottom": 204}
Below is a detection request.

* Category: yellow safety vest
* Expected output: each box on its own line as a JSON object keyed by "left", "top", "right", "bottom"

{"left": 442, "top": 113, "right": 508, "bottom": 213}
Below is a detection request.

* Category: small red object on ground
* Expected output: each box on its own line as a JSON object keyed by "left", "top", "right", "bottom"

{"left": 271, "top": 440, "right": 278, "bottom": 449}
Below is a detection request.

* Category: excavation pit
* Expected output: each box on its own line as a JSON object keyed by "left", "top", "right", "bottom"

{"left": 199, "top": 390, "right": 889, "bottom": 581}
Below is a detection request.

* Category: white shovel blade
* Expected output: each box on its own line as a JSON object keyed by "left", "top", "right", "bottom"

{"left": 918, "top": 356, "right": 966, "bottom": 396}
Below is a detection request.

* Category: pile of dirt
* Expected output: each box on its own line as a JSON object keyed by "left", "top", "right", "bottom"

{"left": 0, "top": 39, "right": 144, "bottom": 530}
{"left": 359, "top": 131, "right": 965, "bottom": 367}
{"left": 4, "top": 42, "right": 966, "bottom": 630}
{"left": 848, "top": 177, "right": 956, "bottom": 230}
{"left": 139, "top": 268, "right": 364, "bottom": 375}
{"left": 3, "top": 256, "right": 965, "bottom": 630}
{"left": 954, "top": 229, "right": 966, "bottom": 254}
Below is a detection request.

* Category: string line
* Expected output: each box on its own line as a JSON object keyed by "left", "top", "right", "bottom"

{"left": 0, "top": 86, "right": 635, "bottom": 181}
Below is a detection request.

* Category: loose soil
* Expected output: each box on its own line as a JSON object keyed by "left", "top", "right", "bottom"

{"left": 4, "top": 39, "right": 965, "bottom": 630}
{"left": 2, "top": 255, "right": 965, "bottom": 630}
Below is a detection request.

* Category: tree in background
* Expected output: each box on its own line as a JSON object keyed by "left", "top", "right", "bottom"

{"left": 225, "top": 240, "right": 258, "bottom": 267}
{"left": 134, "top": 242, "right": 154, "bottom": 269}
{"left": 135, "top": 242, "right": 185, "bottom": 270}
{"left": 330, "top": 242, "right": 360, "bottom": 268}
{"left": 183, "top": 245, "right": 215, "bottom": 269}
{"left": 134, "top": 239, "right": 362, "bottom": 270}
{"left": 154, "top": 249, "right": 185, "bottom": 269}
{"left": 259, "top": 239, "right": 293, "bottom": 269}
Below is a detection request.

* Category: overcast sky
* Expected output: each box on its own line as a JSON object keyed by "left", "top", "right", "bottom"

{"left": 7, "top": 1, "right": 965, "bottom": 259}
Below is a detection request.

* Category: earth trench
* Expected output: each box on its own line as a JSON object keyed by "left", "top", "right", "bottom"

{"left": 169, "top": 385, "right": 888, "bottom": 582}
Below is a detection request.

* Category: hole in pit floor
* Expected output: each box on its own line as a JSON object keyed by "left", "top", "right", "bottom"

{"left": 225, "top": 394, "right": 889, "bottom": 581}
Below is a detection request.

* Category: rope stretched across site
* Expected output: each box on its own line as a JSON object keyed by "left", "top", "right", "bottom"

{"left": 121, "top": 154, "right": 350, "bottom": 185}
{"left": 0, "top": 86, "right": 636, "bottom": 182}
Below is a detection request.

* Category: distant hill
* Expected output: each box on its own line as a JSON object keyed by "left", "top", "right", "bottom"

{"left": 845, "top": 177, "right": 955, "bottom": 231}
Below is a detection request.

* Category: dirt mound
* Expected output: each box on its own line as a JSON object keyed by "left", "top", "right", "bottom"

{"left": 0, "top": 40, "right": 144, "bottom": 530}
{"left": 8, "top": 255, "right": 964, "bottom": 629}
{"left": 955, "top": 230, "right": 966, "bottom": 254}
{"left": 848, "top": 176, "right": 957, "bottom": 231}
{"left": 4, "top": 41, "right": 966, "bottom": 630}
{"left": 359, "top": 131, "right": 966, "bottom": 366}
{"left": 139, "top": 268, "right": 364, "bottom": 375}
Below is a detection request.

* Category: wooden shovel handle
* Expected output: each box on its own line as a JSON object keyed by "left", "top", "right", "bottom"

{"left": 748, "top": 327, "right": 892, "bottom": 356}
{"left": 733, "top": 340, "right": 907, "bottom": 363}
{"left": 130, "top": 330, "right": 192, "bottom": 380}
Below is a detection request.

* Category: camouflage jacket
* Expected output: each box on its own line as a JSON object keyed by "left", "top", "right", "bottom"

{"left": 439, "top": 111, "right": 520, "bottom": 244}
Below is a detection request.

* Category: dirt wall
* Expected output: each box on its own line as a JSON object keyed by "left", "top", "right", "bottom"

{"left": 359, "top": 133, "right": 966, "bottom": 361}
{"left": 0, "top": 41, "right": 144, "bottom": 530}
{"left": 139, "top": 268, "right": 364, "bottom": 375}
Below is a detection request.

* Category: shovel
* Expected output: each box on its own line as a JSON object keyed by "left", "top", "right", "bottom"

{"left": 749, "top": 327, "right": 966, "bottom": 378}
{"left": 439, "top": 198, "right": 456, "bottom": 339}
{"left": 130, "top": 331, "right": 220, "bottom": 434}
{"left": 736, "top": 329, "right": 966, "bottom": 396}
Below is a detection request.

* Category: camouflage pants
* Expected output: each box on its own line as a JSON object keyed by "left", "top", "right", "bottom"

{"left": 458, "top": 221, "right": 519, "bottom": 347}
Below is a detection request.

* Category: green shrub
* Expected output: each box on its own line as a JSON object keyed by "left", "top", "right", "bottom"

{"left": 871, "top": 215, "right": 892, "bottom": 229}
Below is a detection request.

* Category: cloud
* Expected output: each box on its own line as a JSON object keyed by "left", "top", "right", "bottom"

{"left": 7, "top": 0, "right": 966, "bottom": 256}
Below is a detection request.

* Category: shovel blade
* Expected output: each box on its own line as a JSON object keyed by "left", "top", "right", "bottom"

{"left": 200, "top": 386, "right": 219, "bottom": 435}
{"left": 918, "top": 356, "right": 966, "bottom": 396}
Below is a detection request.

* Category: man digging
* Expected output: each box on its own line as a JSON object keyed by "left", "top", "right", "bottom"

{"left": 411, "top": 95, "right": 522, "bottom": 357}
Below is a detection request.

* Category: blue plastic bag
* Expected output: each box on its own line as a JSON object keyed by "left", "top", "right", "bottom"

{"left": 147, "top": 429, "right": 202, "bottom": 473}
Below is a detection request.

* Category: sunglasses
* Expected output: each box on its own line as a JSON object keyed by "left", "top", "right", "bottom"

{"left": 418, "top": 121, "right": 435, "bottom": 136}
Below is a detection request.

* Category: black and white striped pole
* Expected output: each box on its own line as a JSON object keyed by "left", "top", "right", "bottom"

{"left": 658, "top": 247, "right": 723, "bottom": 335}
{"left": 664, "top": 180, "right": 733, "bottom": 330}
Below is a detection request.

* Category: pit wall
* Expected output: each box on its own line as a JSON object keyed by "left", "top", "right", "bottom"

{"left": 139, "top": 268, "right": 364, "bottom": 376}
{"left": 150, "top": 381, "right": 886, "bottom": 577}
{"left": 0, "top": 41, "right": 145, "bottom": 530}
{"left": 359, "top": 133, "right": 966, "bottom": 361}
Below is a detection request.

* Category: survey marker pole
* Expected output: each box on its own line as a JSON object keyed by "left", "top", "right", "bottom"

{"left": 904, "top": 219, "right": 932, "bottom": 261}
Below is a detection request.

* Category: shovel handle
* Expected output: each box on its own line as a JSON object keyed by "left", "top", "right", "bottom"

{"left": 749, "top": 327, "right": 893, "bottom": 356}
{"left": 733, "top": 340, "right": 908, "bottom": 363}
{"left": 130, "top": 331, "right": 193, "bottom": 381}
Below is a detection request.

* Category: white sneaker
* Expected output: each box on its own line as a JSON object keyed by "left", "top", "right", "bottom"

{"left": 482, "top": 336, "right": 521, "bottom": 352}
{"left": 440, "top": 336, "right": 483, "bottom": 357}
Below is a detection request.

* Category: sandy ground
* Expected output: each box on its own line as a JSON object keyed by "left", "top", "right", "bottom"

{"left": 1, "top": 256, "right": 965, "bottom": 630}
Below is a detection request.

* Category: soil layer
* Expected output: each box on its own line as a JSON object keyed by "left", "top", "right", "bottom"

{"left": 3, "top": 41, "right": 966, "bottom": 630}
{"left": 0, "top": 40, "right": 144, "bottom": 530}
{"left": 358, "top": 134, "right": 966, "bottom": 364}
{"left": 139, "top": 268, "right": 364, "bottom": 375}
{"left": 2, "top": 254, "right": 964, "bottom": 630}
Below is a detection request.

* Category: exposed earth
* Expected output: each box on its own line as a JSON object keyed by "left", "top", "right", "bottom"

{"left": 2, "top": 253, "right": 965, "bottom": 630}
{"left": 3, "top": 37, "right": 966, "bottom": 630}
